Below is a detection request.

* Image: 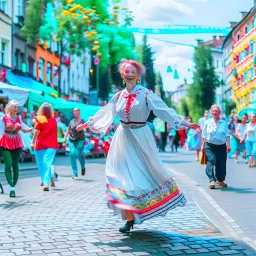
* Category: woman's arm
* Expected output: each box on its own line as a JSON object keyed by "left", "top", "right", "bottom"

{"left": 240, "top": 131, "right": 247, "bottom": 143}
{"left": 31, "top": 130, "right": 40, "bottom": 148}
{"left": 226, "top": 136, "right": 231, "bottom": 152}
{"left": 63, "top": 127, "right": 71, "bottom": 143}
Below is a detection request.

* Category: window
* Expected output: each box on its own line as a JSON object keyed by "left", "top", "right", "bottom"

{"left": 38, "top": 58, "right": 44, "bottom": 81}
{"left": 254, "top": 17, "right": 256, "bottom": 28}
{"left": 253, "top": 89, "right": 256, "bottom": 101}
{"left": 244, "top": 70, "right": 248, "bottom": 83}
{"left": 216, "top": 60, "right": 219, "bottom": 68}
{"left": 0, "top": 0, "right": 6, "bottom": 13}
{"left": 244, "top": 95, "right": 247, "bottom": 105}
{"left": 248, "top": 92, "right": 251, "bottom": 102}
{"left": 0, "top": 41, "right": 7, "bottom": 66}
{"left": 238, "top": 77, "right": 241, "bottom": 86}
{"left": 240, "top": 52, "right": 243, "bottom": 61}
{"left": 238, "top": 97, "right": 241, "bottom": 108}
{"left": 250, "top": 66, "right": 254, "bottom": 79}
{"left": 14, "top": 52, "right": 19, "bottom": 69}
{"left": 244, "top": 48, "right": 248, "bottom": 58}
{"left": 251, "top": 41, "right": 254, "bottom": 54}
{"left": 47, "top": 62, "right": 52, "bottom": 85}
{"left": 246, "top": 23, "right": 250, "bottom": 34}
{"left": 54, "top": 66, "right": 58, "bottom": 87}
{"left": 237, "top": 34, "right": 241, "bottom": 41}
{"left": 17, "top": 0, "right": 23, "bottom": 16}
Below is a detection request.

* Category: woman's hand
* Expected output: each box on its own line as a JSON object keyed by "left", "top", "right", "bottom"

{"left": 190, "top": 123, "right": 200, "bottom": 130}
{"left": 30, "top": 143, "right": 35, "bottom": 149}
{"left": 201, "top": 145, "right": 205, "bottom": 153}
{"left": 76, "top": 123, "right": 88, "bottom": 131}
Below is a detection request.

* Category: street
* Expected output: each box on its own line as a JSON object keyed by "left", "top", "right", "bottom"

{"left": 0, "top": 151, "right": 256, "bottom": 256}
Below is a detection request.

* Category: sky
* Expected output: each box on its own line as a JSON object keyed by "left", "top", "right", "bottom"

{"left": 123, "top": 0, "right": 254, "bottom": 91}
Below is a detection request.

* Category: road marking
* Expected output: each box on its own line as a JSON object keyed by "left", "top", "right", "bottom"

{"left": 168, "top": 168, "right": 256, "bottom": 251}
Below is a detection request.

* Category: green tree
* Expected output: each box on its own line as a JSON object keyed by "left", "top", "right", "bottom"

{"left": 188, "top": 44, "right": 219, "bottom": 122}
{"left": 141, "top": 34, "right": 156, "bottom": 91}
{"left": 178, "top": 97, "right": 190, "bottom": 117}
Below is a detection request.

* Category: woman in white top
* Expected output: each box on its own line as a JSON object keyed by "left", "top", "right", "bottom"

{"left": 201, "top": 104, "right": 231, "bottom": 189}
{"left": 240, "top": 114, "right": 256, "bottom": 167}
{"left": 76, "top": 59, "right": 200, "bottom": 233}
{"left": 235, "top": 115, "right": 247, "bottom": 164}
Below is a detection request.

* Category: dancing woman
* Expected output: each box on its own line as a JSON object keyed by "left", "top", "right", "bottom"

{"left": 0, "top": 100, "right": 32, "bottom": 197}
{"left": 77, "top": 59, "right": 199, "bottom": 232}
{"left": 31, "top": 103, "right": 58, "bottom": 191}
{"left": 64, "top": 108, "right": 86, "bottom": 179}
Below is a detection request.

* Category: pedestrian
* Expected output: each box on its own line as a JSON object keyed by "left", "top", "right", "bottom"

{"left": 63, "top": 108, "right": 86, "bottom": 179}
{"left": 235, "top": 115, "right": 247, "bottom": 164}
{"left": 198, "top": 110, "right": 209, "bottom": 131}
{"left": 169, "top": 126, "right": 179, "bottom": 152}
{"left": 76, "top": 59, "right": 200, "bottom": 232}
{"left": 0, "top": 100, "right": 32, "bottom": 197}
{"left": 31, "top": 102, "right": 58, "bottom": 191}
{"left": 227, "top": 116, "right": 237, "bottom": 158}
{"left": 201, "top": 104, "right": 231, "bottom": 189}
{"left": 187, "top": 116, "right": 202, "bottom": 161}
{"left": 240, "top": 114, "right": 256, "bottom": 167}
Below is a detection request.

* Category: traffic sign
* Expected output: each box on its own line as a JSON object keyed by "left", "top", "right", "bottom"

{"left": 94, "top": 57, "right": 100, "bottom": 66}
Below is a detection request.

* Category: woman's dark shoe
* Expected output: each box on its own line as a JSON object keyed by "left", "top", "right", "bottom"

{"left": 119, "top": 219, "right": 134, "bottom": 233}
{"left": 81, "top": 168, "right": 86, "bottom": 176}
{"left": 9, "top": 190, "right": 16, "bottom": 197}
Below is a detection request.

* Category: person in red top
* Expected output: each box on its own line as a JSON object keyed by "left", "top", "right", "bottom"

{"left": 31, "top": 102, "right": 58, "bottom": 191}
{"left": 0, "top": 100, "right": 32, "bottom": 197}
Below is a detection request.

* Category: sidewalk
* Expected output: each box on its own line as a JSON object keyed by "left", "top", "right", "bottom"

{"left": 0, "top": 157, "right": 255, "bottom": 256}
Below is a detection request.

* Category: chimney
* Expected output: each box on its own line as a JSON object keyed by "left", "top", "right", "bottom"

{"left": 241, "top": 11, "right": 248, "bottom": 18}
{"left": 230, "top": 21, "right": 238, "bottom": 28}
{"left": 213, "top": 36, "right": 217, "bottom": 46}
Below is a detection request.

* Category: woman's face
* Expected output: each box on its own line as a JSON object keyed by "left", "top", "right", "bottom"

{"left": 211, "top": 107, "right": 220, "bottom": 118}
{"left": 73, "top": 109, "right": 80, "bottom": 118}
{"left": 234, "top": 116, "right": 239, "bottom": 122}
{"left": 10, "top": 104, "right": 19, "bottom": 114}
{"left": 123, "top": 64, "right": 140, "bottom": 83}
{"left": 241, "top": 116, "right": 247, "bottom": 124}
{"left": 250, "top": 114, "right": 256, "bottom": 123}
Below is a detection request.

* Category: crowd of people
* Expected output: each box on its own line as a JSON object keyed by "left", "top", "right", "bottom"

{"left": 0, "top": 58, "right": 255, "bottom": 234}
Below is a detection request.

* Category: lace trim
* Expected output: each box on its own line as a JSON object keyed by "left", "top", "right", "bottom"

{"left": 124, "top": 88, "right": 142, "bottom": 121}
{"left": 87, "top": 117, "right": 100, "bottom": 134}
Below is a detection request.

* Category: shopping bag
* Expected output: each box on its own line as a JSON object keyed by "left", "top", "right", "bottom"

{"left": 200, "top": 151, "right": 207, "bottom": 165}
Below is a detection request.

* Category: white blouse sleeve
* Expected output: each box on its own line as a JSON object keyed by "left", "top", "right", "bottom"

{"left": 87, "top": 94, "right": 118, "bottom": 134}
{"left": 146, "top": 90, "right": 189, "bottom": 130}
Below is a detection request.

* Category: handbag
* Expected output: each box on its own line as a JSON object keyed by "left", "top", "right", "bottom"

{"left": 200, "top": 151, "right": 207, "bottom": 165}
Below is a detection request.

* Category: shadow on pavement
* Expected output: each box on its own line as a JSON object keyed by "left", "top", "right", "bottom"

{"left": 218, "top": 187, "right": 256, "bottom": 194}
{"left": 92, "top": 230, "right": 255, "bottom": 255}
{"left": 162, "top": 160, "right": 193, "bottom": 164}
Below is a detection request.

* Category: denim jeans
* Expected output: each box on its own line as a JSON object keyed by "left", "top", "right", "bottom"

{"left": 69, "top": 140, "right": 85, "bottom": 175}
{"left": 35, "top": 148, "right": 57, "bottom": 186}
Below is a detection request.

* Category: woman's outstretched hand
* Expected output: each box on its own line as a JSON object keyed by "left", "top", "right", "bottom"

{"left": 76, "top": 123, "right": 88, "bottom": 131}
{"left": 190, "top": 123, "right": 200, "bottom": 130}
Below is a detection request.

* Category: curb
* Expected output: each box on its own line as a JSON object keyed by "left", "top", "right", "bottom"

{"left": 0, "top": 166, "right": 38, "bottom": 173}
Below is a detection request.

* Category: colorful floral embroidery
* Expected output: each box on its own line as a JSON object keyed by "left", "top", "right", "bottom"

{"left": 106, "top": 177, "right": 182, "bottom": 213}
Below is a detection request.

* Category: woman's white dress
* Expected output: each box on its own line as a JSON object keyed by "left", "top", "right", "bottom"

{"left": 88, "top": 85, "right": 187, "bottom": 224}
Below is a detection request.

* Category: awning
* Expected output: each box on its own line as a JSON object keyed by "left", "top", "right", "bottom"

{"left": 0, "top": 82, "right": 30, "bottom": 106}
{"left": 6, "top": 71, "right": 58, "bottom": 96}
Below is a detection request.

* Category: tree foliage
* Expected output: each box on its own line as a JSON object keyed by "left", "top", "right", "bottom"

{"left": 178, "top": 97, "right": 190, "bottom": 117}
{"left": 141, "top": 34, "right": 156, "bottom": 91}
{"left": 188, "top": 44, "right": 219, "bottom": 122}
{"left": 22, "top": 0, "right": 137, "bottom": 70}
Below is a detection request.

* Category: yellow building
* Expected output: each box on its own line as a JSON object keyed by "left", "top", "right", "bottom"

{"left": 232, "top": 7, "right": 256, "bottom": 114}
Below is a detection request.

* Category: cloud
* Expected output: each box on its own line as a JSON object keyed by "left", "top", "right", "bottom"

{"left": 126, "top": 0, "right": 194, "bottom": 25}
{"left": 191, "top": 0, "right": 208, "bottom": 2}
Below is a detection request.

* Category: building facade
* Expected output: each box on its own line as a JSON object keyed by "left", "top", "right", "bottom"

{"left": 61, "top": 50, "right": 91, "bottom": 103}
{"left": 35, "top": 40, "right": 61, "bottom": 91}
{"left": 170, "top": 80, "right": 189, "bottom": 108}
{"left": 0, "top": 3, "right": 12, "bottom": 68}
{"left": 231, "top": 7, "right": 256, "bottom": 112}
